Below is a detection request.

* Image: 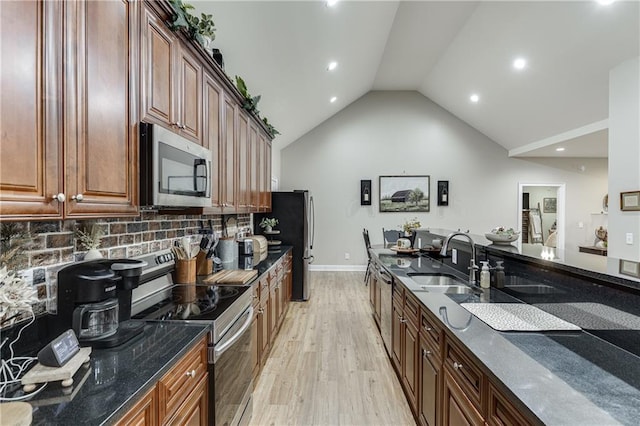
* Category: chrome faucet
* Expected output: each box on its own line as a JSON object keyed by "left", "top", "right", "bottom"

{"left": 440, "top": 232, "right": 479, "bottom": 286}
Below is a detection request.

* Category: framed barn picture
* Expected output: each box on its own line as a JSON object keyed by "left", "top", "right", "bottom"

{"left": 379, "top": 175, "right": 430, "bottom": 212}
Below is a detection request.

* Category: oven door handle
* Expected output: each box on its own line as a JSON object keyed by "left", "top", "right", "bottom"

{"left": 214, "top": 306, "right": 254, "bottom": 361}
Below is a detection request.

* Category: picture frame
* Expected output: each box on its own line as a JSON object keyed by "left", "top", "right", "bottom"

{"left": 620, "top": 190, "right": 640, "bottom": 211}
{"left": 543, "top": 197, "right": 557, "bottom": 213}
{"left": 360, "top": 180, "right": 372, "bottom": 206}
{"left": 379, "top": 175, "right": 430, "bottom": 213}
{"left": 437, "top": 180, "right": 449, "bottom": 206}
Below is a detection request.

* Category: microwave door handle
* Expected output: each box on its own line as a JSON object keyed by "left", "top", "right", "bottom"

{"left": 193, "top": 159, "right": 207, "bottom": 195}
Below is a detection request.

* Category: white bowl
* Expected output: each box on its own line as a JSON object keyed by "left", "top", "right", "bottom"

{"left": 485, "top": 232, "right": 519, "bottom": 245}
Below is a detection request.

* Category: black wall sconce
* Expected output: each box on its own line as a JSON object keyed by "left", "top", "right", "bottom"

{"left": 361, "top": 180, "right": 372, "bottom": 206}
{"left": 437, "top": 180, "right": 449, "bottom": 206}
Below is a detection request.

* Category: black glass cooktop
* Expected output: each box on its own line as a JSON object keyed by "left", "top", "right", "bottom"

{"left": 132, "top": 284, "right": 249, "bottom": 322}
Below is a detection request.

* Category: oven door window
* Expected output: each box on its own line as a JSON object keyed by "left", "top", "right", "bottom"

{"left": 158, "top": 142, "right": 208, "bottom": 197}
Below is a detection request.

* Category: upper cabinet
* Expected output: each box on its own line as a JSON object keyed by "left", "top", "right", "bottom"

{"left": 140, "top": 5, "right": 202, "bottom": 145}
{"left": 0, "top": 0, "right": 138, "bottom": 220}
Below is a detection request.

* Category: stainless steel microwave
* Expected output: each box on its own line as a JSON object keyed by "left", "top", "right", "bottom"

{"left": 139, "top": 123, "right": 212, "bottom": 208}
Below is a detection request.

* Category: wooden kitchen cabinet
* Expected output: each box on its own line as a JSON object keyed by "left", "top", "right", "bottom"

{"left": 1, "top": 0, "right": 138, "bottom": 220}
{"left": 157, "top": 336, "right": 208, "bottom": 424}
{"left": 237, "top": 113, "right": 250, "bottom": 211}
{"left": 116, "top": 336, "right": 208, "bottom": 426}
{"left": 419, "top": 334, "right": 441, "bottom": 426}
{"left": 402, "top": 304, "right": 420, "bottom": 413}
{"left": 221, "top": 96, "right": 238, "bottom": 212}
{"left": 203, "top": 70, "right": 222, "bottom": 209}
{"left": 250, "top": 123, "right": 260, "bottom": 210}
{"left": 115, "top": 386, "right": 157, "bottom": 426}
{"left": 487, "top": 383, "right": 532, "bottom": 426}
{"left": 262, "top": 138, "right": 272, "bottom": 211}
{"left": 259, "top": 277, "right": 271, "bottom": 367}
{"left": 140, "top": 4, "right": 202, "bottom": 145}
{"left": 443, "top": 369, "right": 484, "bottom": 426}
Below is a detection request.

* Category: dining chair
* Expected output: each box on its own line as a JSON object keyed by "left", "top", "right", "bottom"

{"left": 382, "top": 228, "right": 401, "bottom": 247}
{"left": 363, "top": 228, "right": 372, "bottom": 285}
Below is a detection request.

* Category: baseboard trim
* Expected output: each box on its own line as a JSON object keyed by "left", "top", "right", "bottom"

{"left": 309, "top": 264, "right": 367, "bottom": 272}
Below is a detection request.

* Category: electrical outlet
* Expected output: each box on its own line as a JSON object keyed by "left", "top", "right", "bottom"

{"left": 452, "top": 248, "right": 458, "bottom": 264}
{"left": 344, "top": 252, "right": 350, "bottom": 260}
{"left": 626, "top": 233, "right": 634, "bottom": 245}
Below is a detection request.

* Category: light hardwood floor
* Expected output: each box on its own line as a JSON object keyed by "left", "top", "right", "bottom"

{"left": 250, "top": 271, "right": 416, "bottom": 426}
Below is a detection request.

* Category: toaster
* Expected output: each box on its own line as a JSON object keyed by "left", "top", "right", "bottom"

{"left": 239, "top": 238, "right": 254, "bottom": 256}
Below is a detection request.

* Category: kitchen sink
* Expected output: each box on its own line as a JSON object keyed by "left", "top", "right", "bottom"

{"left": 414, "top": 285, "right": 475, "bottom": 294}
{"left": 406, "top": 273, "right": 461, "bottom": 286}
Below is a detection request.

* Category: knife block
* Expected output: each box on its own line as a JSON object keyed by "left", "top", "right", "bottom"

{"left": 196, "top": 251, "right": 213, "bottom": 276}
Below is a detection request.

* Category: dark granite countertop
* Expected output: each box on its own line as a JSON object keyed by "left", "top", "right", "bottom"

{"left": 371, "top": 247, "right": 640, "bottom": 425}
{"left": 25, "top": 322, "right": 209, "bottom": 425}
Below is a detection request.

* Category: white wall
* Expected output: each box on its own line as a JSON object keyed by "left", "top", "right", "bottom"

{"left": 608, "top": 57, "right": 640, "bottom": 278}
{"left": 280, "top": 91, "right": 607, "bottom": 267}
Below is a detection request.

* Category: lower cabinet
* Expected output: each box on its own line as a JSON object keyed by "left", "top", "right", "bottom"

{"left": 387, "top": 281, "right": 536, "bottom": 426}
{"left": 443, "top": 370, "right": 484, "bottom": 426}
{"left": 116, "top": 336, "right": 208, "bottom": 426}
{"left": 253, "top": 253, "right": 293, "bottom": 384}
{"left": 419, "top": 334, "right": 440, "bottom": 426}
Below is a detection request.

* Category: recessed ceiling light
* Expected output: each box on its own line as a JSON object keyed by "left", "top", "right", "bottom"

{"left": 556, "top": 147, "right": 565, "bottom": 152}
{"left": 513, "top": 57, "right": 527, "bottom": 70}
{"left": 327, "top": 61, "right": 338, "bottom": 71}
{"left": 597, "top": 0, "right": 615, "bottom": 5}
{"left": 470, "top": 94, "right": 479, "bottom": 103}
{"left": 327, "top": 0, "right": 339, "bottom": 7}
{"left": 330, "top": 96, "right": 337, "bottom": 103}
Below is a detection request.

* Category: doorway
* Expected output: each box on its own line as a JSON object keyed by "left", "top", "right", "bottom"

{"left": 517, "top": 183, "right": 565, "bottom": 252}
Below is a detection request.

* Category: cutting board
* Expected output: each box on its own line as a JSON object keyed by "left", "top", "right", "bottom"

{"left": 0, "top": 402, "right": 32, "bottom": 425}
{"left": 203, "top": 269, "right": 258, "bottom": 285}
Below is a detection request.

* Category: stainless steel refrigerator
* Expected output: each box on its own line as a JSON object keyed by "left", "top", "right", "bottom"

{"left": 255, "top": 190, "right": 314, "bottom": 300}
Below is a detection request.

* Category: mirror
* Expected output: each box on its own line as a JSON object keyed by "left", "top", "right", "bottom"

{"left": 517, "top": 183, "right": 566, "bottom": 257}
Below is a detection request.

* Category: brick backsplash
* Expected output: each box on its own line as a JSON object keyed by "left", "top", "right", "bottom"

{"left": 1, "top": 212, "right": 250, "bottom": 329}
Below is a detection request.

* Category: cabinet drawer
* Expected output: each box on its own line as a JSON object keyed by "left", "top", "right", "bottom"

{"left": 487, "top": 383, "right": 532, "bottom": 426}
{"left": 157, "top": 336, "right": 208, "bottom": 424}
{"left": 404, "top": 292, "right": 420, "bottom": 323}
{"left": 420, "top": 309, "right": 442, "bottom": 354}
{"left": 393, "top": 281, "right": 404, "bottom": 303}
{"left": 444, "top": 338, "right": 484, "bottom": 412}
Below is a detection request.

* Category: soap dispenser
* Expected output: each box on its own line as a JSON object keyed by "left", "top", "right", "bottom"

{"left": 495, "top": 261, "right": 505, "bottom": 289}
{"left": 480, "top": 261, "right": 490, "bottom": 289}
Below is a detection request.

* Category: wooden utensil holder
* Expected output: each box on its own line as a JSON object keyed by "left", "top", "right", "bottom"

{"left": 173, "top": 258, "right": 196, "bottom": 302}
{"left": 196, "top": 251, "right": 213, "bottom": 276}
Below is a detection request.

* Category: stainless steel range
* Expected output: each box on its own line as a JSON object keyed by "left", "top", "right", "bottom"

{"left": 130, "top": 250, "right": 253, "bottom": 426}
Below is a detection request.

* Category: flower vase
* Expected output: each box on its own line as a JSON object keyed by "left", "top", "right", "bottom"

{"left": 84, "top": 248, "right": 103, "bottom": 260}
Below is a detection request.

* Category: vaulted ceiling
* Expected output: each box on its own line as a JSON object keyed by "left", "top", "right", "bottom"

{"left": 193, "top": 1, "right": 640, "bottom": 158}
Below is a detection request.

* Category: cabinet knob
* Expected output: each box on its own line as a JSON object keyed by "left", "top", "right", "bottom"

{"left": 71, "top": 194, "right": 84, "bottom": 202}
{"left": 185, "top": 369, "right": 196, "bottom": 378}
{"left": 400, "top": 318, "right": 407, "bottom": 324}
{"left": 453, "top": 361, "right": 463, "bottom": 370}
{"left": 423, "top": 349, "right": 432, "bottom": 358}
{"left": 52, "top": 193, "right": 66, "bottom": 203}
{"left": 424, "top": 326, "right": 432, "bottom": 331}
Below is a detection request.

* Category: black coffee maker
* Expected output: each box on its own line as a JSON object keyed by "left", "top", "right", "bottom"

{"left": 55, "top": 259, "right": 147, "bottom": 348}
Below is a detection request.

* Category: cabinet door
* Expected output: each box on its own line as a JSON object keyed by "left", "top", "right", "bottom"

{"left": 165, "top": 373, "right": 208, "bottom": 426}
{"left": 419, "top": 336, "right": 440, "bottom": 426}
{"left": 236, "top": 113, "right": 250, "bottom": 210}
{"left": 251, "top": 305, "right": 260, "bottom": 381}
{"left": 176, "top": 47, "right": 202, "bottom": 144}
{"left": 374, "top": 276, "right": 382, "bottom": 324}
{"left": 391, "top": 302, "right": 403, "bottom": 373}
{"left": 263, "top": 139, "right": 272, "bottom": 211}
{"left": 115, "top": 386, "right": 157, "bottom": 426}
{"left": 221, "top": 96, "right": 237, "bottom": 211}
{"left": 64, "top": 0, "right": 138, "bottom": 217}
{"left": 443, "top": 370, "right": 484, "bottom": 426}
{"left": 0, "top": 1, "right": 63, "bottom": 219}
{"left": 249, "top": 124, "right": 259, "bottom": 211}
{"left": 402, "top": 319, "right": 419, "bottom": 412}
{"left": 203, "top": 71, "right": 222, "bottom": 209}
{"left": 140, "top": 5, "right": 175, "bottom": 127}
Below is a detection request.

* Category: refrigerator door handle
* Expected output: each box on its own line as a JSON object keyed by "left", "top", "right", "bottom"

{"left": 309, "top": 195, "right": 315, "bottom": 250}
{"left": 303, "top": 255, "right": 314, "bottom": 264}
